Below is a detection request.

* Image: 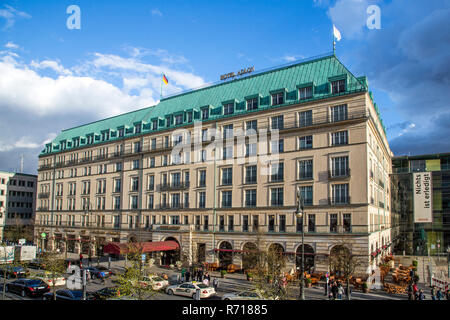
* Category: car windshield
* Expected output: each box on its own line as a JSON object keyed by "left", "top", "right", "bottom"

{"left": 26, "top": 280, "right": 44, "bottom": 286}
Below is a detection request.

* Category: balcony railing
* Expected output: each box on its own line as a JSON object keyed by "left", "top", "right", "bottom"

{"left": 39, "top": 164, "right": 53, "bottom": 170}
{"left": 159, "top": 181, "right": 190, "bottom": 191}
{"left": 328, "top": 168, "right": 351, "bottom": 179}
{"left": 155, "top": 203, "right": 189, "bottom": 210}
{"left": 328, "top": 196, "right": 351, "bottom": 205}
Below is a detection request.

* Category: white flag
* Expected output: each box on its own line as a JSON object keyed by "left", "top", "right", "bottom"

{"left": 333, "top": 25, "right": 342, "bottom": 41}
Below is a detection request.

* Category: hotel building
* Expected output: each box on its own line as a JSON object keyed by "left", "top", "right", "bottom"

{"left": 35, "top": 54, "right": 393, "bottom": 274}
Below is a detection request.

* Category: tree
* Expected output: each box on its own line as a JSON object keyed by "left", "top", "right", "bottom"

{"left": 41, "top": 251, "right": 66, "bottom": 300}
{"left": 328, "top": 239, "right": 363, "bottom": 300}
{"left": 115, "top": 243, "right": 158, "bottom": 300}
{"left": 2, "top": 217, "right": 34, "bottom": 244}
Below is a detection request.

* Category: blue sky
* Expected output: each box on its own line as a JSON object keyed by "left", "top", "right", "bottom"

{"left": 0, "top": 0, "right": 449, "bottom": 173}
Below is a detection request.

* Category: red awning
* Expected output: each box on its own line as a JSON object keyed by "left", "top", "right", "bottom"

{"left": 103, "top": 241, "right": 179, "bottom": 255}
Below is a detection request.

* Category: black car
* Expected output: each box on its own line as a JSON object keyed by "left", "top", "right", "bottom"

{"left": 42, "top": 289, "right": 96, "bottom": 300}
{"left": 85, "top": 267, "right": 112, "bottom": 279}
{"left": 96, "top": 265, "right": 115, "bottom": 276}
{"left": 92, "top": 286, "right": 120, "bottom": 300}
{"left": 0, "top": 265, "right": 29, "bottom": 278}
{"left": 5, "top": 279, "right": 50, "bottom": 297}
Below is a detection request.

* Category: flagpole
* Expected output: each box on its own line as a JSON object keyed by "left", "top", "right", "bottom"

{"left": 160, "top": 73, "right": 163, "bottom": 99}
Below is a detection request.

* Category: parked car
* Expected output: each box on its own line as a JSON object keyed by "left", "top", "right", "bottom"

{"left": 222, "top": 291, "right": 263, "bottom": 300}
{"left": 5, "top": 279, "right": 50, "bottom": 297}
{"left": 33, "top": 272, "right": 67, "bottom": 287}
{"left": 27, "top": 258, "right": 45, "bottom": 269}
{"left": 138, "top": 275, "right": 169, "bottom": 290}
{"left": 92, "top": 286, "right": 120, "bottom": 300}
{"left": 95, "top": 265, "right": 115, "bottom": 276}
{"left": 0, "top": 265, "right": 29, "bottom": 278}
{"left": 42, "top": 289, "right": 96, "bottom": 300}
{"left": 85, "top": 267, "right": 112, "bottom": 279}
{"left": 165, "top": 281, "right": 216, "bottom": 299}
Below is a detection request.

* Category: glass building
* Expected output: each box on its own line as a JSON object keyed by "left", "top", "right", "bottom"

{"left": 391, "top": 153, "right": 450, "bottom": 256}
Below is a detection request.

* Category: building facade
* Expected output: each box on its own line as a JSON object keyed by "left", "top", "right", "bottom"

{"left": 0, "top": 171, "right": 37, "bottom": 243}
{"left": 391, "top": 153, "right": 450, "bottom": 256}
{"left": 35, "top": 54, "right": 393, "bottom": 274}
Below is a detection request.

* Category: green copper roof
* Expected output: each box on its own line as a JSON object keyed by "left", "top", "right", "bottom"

{"left": 41, "top": 53, "right": 373, "bottom": 156}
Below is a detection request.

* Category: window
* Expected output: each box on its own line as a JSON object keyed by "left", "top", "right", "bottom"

{"left": 331, "top": 105, "right": 348, "bottom": 122}
{"left": 299, "top": 135, "right": 313, "bottom": 150}
{"left": 247, "top": 98, "right": 258, "bottom": 110}
{"left": 271, "top": 139, "right": 284, "bottom": 153}
{"left": 116, "top": 162, "right": 122, "bottom": 172}
{"left": 164, "top": 136, "right": 169, "bottom": 148}
{"left": 223, "top": 146, "right": 233, "bottom": 160}
{"left": 331, "top": 79, "right": 346, "bottom": 94}
{"left": 152, "top": 120, "right": 158, "bottom": 130}
{"left": 299, "top": 86, "right": 313, "bottom": 100}
{"left": 271, "top": 188, "right": 283, "bottom": 206}
{"left": 279, "top": 215, "right": 286, "bottom": 232}
{"left": 148, "top": 175, "right": 154, "bottom": 190}
{"left": 299, "top": 160, "right": 313, "bottom": 180}
{"left": 332, "top": 131, "right": 348, "bottom": 145}
{"left": 228, "top": 216, "right": 234, "bottom": 232}
{"left": 150, "top": 157, "right": 155, "bottom": 168}
{"left": 184, "top": 215, "right": 189, "bottom": 225}
{"left": 299, "top": 186, "right": 313, "bottom": 205}
{"left": 131, "top": 196, "right": 138, "bottom": 209}
{"left": 199, "top": 192, "right": 206, "bottom": 208}
{"left": 113, "top": 215, "right": 120, "bottom": 228}
{"left": 135, "top": 124, "right": 141, "bottom": 134}
{"left": 223, "top": 103, "right": 234, "bottom": 115}
{"left": 175, "top": 114, "right": 183, "bottom": 125}
{"left": 201, "top": 108, "right": 209, "bottom": 120}
{"left": 243, "top": 215, "right": 249, "bottom": 232}
{"left": 184, "top": 192, "right": 189, "bottom": 208}
{"left": 131, "top": 177, "right": 139, "bottom": 192}
{"left": 163, "top": 155, "right": 168, "bottom": 166}
{"left": 203, "top": 216, "right": 209, "bottom": 231}
{"left": 132, "top": 159, "right": 140, "bottom": 170}
{"left": 271, "top": 92, "right": 284, "bottom": 105}
{"left": 296, "top": 215, "right": 303, "bottom": 232}
{"left": 330, "top": 214, "right": 338, "bottom": 233}
{"left": 199, "top": 170, "right": 206, "bottom": 187}
{"left": 118, "top": 128, "right": 125, "bottom": 137}
{"left": 223, "top": 124, "right": 234, "bottom": 139}
{"left": 134, "top": 141, "right": 141, "bottom": 153}
{"left": 222, "top": 191, "right": 232, "bottom": 208}
{"left": 148, "top": 195, "right": 154, "bottom": 209}
{"left": 219, "top": 215, "right": 225, "bottom": 231}
{"left": 253, "top": 216, "right": 259, "bottom": 232}
{"left": 246, "top": 143, "right": 257, "bottom": 157}
{"left": 171, "top": 172, "right": 181, "bottom": 186}
{"left": 332, "top": 184, "right": 349, "bottom": 204}
{"left": 246, "top": 120, "right": 257, "bottom": 133}
{"left": 245, "top": 165, "right": 257, "bottom": 184}
{"left": 331, "top": 156, "right": 349, "bottom": 177}
{"left": 245, "top": 189, "right": 257, "bottom": 207}
{"left": 299, "top": 110, "right": 312, "bottom": 127}
{"left": 222, "top": 168, "right": 233, "bottom": 185}
{"left": 187, "top": 112, "right": 193, "bottom": 123}
{"left": 271, "top": 115, "right": 284, "bottom": 130}
{"left": 308, "top": 214, "right": 316, "bottom": 232}
{"left": 151, "top": 138, "right": 157, "bottom": 150}
{"left": 268, "top": 215, "right": 275, "bottom": 232}
{"left": 271, "top": 162, "right": 284, "bottom": 182}
{"left": 171, "top": 193, "right": 180, "bottom": 208}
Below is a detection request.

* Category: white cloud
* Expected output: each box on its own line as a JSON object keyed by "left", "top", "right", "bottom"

{"left": 5, "top": 41, "right": 18, "bottom": 49}
{"left": 30, "top": 59, "right": 73, "bottom": 76}
{"left": 282, "top": 54, "right": 305, "bottom": 62}
{"left": 151, "top": 9, "right": 163, "bottom": 17}
{"left": 397, "top": 123, "right": 416, "bottom": 137}
{"left": 0, "top": 5, "right": 31, "bottom": 29}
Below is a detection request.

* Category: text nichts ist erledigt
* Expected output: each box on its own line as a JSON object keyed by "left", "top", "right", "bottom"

{"left": 415, "top": 173, "right": 431, "bottom": 209}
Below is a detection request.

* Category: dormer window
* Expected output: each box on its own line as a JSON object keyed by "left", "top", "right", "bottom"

{"left": 60, "top": 141, "right": 66, "bottom": 150}
{"left": 86, "top": 135, "right": 94, "bottom": 144}
{"left": 101, "top": 130, "right": 110, "bottom": 141}
{"left": 271, "top": 92, "right": 284, "bottom": 105}
{"left": 73, "top": 138, "right": 80, "bottom": 148}
{"left": 175, "top": 114, "right": 183, "bottom": 125}
{"left": 299, "top": 86, "right": 313, "bottom": 100}
{"left": 135, "top": 124, "right": 141, "bottom": 134}
{"left": 223, "top": 103, "right": 234, "bottom": 115}
{"left": 118, "top": 128, "right": 124, "bottom": 138}
{"left": 331, "top": 79, "right": 346, "bottom": 94}
{"left": 247, "top": 98, "right": 258, "bottom": 111}
{"left": 152, "top": 120, "right": 158, "bottom": 130}
{"left": 201, "top": 108, "right": 209, "bottom": 120}
{"left": 187, "top": 112, "right": 193, "bottom": 123}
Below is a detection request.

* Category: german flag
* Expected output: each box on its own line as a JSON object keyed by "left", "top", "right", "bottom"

{"left": 162, "top": 74, "right": 168, "bottom": 85}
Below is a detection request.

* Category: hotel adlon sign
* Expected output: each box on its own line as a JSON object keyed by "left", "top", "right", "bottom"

{"left": 413, "top": 172, "right": 433, "bottom": 223}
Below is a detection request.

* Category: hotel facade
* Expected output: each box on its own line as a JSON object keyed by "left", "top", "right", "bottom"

{"left": 35, "top": 54, "right": 393, "bottom": 274}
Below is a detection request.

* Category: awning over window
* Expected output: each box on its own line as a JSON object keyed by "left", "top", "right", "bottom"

{"left": 103, "top": 241, "right": 179, "bottom": 255}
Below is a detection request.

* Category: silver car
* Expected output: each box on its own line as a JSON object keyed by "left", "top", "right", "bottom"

{"left": 222, "top": 291, "right": 263, "bottom": 300}
{"left": 165, "top": 281, "right": 216, "bottom": 299}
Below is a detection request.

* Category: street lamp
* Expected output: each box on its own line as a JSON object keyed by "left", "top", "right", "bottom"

{"left": 295, "top": 187, "right": 305, "bottom": 300}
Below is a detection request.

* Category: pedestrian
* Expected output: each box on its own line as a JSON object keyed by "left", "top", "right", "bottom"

{"left": 407, "top": 283, "right": 413, "bottom": 300}
{"left": 331, "top": 281, "right": 338, "bottom": 300}
{"left": 185, "top": 270, "right": 190, "bottom": 282}
{"left": 86, "top": 269, "right": 91, "bottom": 283}
{"left": 413, "top": 282, "right": 418, "bottom": 300}
{"left": 181, "top": 268, "right": 186, "bottom": 282}
{"left": 204, "top": 272, "right": 210, "bottom": 282}
{"left": 198, "top": 269, "right": 203, "bottom": 282}
{"left": 202, "top": 277, "right": 209, "bottom": 286}
{"left": 431, "top": 286, "right": 436, "bottom": 300}
{"left": 100, "top": 271, "right": 106, "bottom": 284}
{"left": 337, "top": 283, "right": 344, "bottom": 300}
{"left": 213, "top": 278, "right": 219, "bottom": 292}
{"left": 418, "top": 289, "right": 425, "bottom": 300}
{"left": 436, "top": 288, "right": 442, "bottom": 300}
{"left": 446, "top": 289, "right": 450, "bottom": 300}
